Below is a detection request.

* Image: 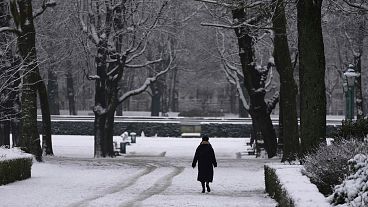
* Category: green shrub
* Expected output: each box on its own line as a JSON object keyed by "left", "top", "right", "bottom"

{"left": 264, "top": 165, "right": 295, "bottom": 207}
{"left": 302, "top": 140, "right": 368, "bottom": 196}
{"left": 335, "top": 118, "right": 368, "bottom": 141}
{"left": 178, "top": 109, "right": 224, "bottom": 117}
{"left": 328, "top": 154, "right": 368, "bottom": 206}
{"left": 0, "top": 157, "right": 33, "bottom": 185}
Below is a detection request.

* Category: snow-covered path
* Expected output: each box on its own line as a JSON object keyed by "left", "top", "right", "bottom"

{"left": 0, "top": 136, "right": 278, "bottom": 207}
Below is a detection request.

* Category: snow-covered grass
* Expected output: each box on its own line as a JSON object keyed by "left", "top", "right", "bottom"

{"left": 0, "top": 136, "right": 278, "bottom": 207}
{"left": 52, "top": 135, "right": 249, "bottom": 159}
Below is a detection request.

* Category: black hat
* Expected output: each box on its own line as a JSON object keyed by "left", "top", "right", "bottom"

{"left": 202, "top": 134, "right": 209, "bottom": 141}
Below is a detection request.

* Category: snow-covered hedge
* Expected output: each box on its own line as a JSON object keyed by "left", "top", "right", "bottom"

{"left": 328, "top": 154, "right": 368, "bottom": 206}
{"left": 0, "top": 147, "right": 33, "bottom": 185}
{"left": 265, "top": 164, "right": 330, "bottom": 207}
{"left": 303, "top": 140, "right": 368, "bottom": 195}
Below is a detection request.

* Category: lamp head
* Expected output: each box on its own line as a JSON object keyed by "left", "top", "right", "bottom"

{"left": 343, "top": 65, "right": 360, "bottom": 87}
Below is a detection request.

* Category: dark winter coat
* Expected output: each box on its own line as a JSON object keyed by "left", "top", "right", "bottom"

{"left": 192, "top": 141, "right": 217, "bottom": 182}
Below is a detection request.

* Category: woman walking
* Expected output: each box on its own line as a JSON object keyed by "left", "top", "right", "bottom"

{"left": 192, "top": 135, "right": 217, "bottom": 193}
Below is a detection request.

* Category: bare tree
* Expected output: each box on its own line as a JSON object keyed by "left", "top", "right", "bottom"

{"left": 0, "top": 0, "right": 56, "bottom": 160}
{"left": 78, "top": 0, "right": 174, "bottom": 157}
{"left": 196, "top": 0, "right": 279, "bottom": 157}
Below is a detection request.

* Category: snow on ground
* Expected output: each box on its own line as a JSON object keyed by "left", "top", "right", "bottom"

{"left": 0, "top": 136, "right": 278, "bottom": 207}
{"left": 268, "top": 164, "right": 330, "bottom": 207}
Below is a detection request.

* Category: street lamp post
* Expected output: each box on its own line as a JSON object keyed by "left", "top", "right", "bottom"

{"left": 343, "top": 64, "right": 360, "bottom": 120}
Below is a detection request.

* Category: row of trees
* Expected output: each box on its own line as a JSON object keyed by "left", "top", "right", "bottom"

{"left": 0, "top": 0, "right": 179, "bottom": 159}
{"left": 195, "top": 0, "right": 368, "bottom": 161}
{"left": 0, "top": 0, "right": 367, "bottom": 161}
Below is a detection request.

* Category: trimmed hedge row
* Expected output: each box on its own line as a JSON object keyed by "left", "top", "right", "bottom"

{"left": 0, "top": 157, "right": 33, "bottom": 185}
{"left": 37, "top": 121, "right": 339, "bottom": 138}
{"left": 264, "top": 165, "right": 295, "bottom": 207}
{"left": 265, "top": 164, "right": 330, "bottom": 207}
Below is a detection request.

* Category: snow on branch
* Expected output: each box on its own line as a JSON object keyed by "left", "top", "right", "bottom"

{"left": 267, "top": 92, "right": 279, "bottom": 115}
{"left": 78, "top": 0, "right": 99, "bottom": 45}
{"left": 125, "top": 58, "right": 162, "bottom": 68}
{"left": 126, "top": 40, "right": 148, "bottom": 64}
{"left": 0, "top": 27, "right": 21, "bottom": 36}
{"left": 215, "top": 30, "right": 249, "bottom": 110}
{"left": 33, "top": 0, "right": 57, "bottom": 18}
{"left": 87, "top": 75, "right": 100, "bottom": 80}
{"left": 118, "top": 43, "right": 175, "bottom": 104}
{"left": 201, "top": 21, "right": 272, "bottom": 30}
{"left": 194, "top": 0, "right": 236, "bottom": 8}
{"left": 118, "top": 64, "right": 173, "bottom": 104}
{"left": 194, "top": 0, "right": 263, "bottom": 9}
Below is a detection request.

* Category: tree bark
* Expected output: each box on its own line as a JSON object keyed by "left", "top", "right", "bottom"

{"left": 297, "top": 0, "right": 326, "bottom": 155}
{"left": 0, "top": 121, "right": 10, "bottom": 146}
{"left": 232, "top": 8, "right": 277, "bottom": 158}
{"left": 354, "top": 20, "right": 365, "bottom": 119}
{"left": 10, "top": 62, "right": 21, "bottom": 147}
{"left": 168, "top": 66, "right": 179, "bottom": 112}
{"left": 47, "top": 70, "right": 60, "bottom": 115}
{"left": 150, "top": 82, "right": 161, "bottom": 116}
{"left": 37, "top": 74, "right": 53, "bottom": 156}
{"left": 11, "top": 0, "right": 42, "bottom": 161}
{"left": 273, "top": 0, "right": 300, "bottom": 161}
{"left": 238, "top": 81, "right": 249, "bottom": 118}
{"left": 93, "top": 40, "right": 108, "bottom": 157}
{"left": 66, "top": 69, "right": 77, "bottom": 115}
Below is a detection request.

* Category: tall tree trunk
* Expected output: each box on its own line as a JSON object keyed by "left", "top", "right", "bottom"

{"left": 10, "top": 63, "right": 21, "bottom": 147}
{"left": 354, "top": 20, "right": 365, "bottom": 119}
{"left": 0, "top": 121, "right": 10, "bottom": 146}
{"left": 229, "top": 84, "right": 236, "bottom": 114}
{"left": 151, "top": 82, "right": 161, "bottom": 116}
{"left": 232, "top": 8, "right": 277, "bottom": 158}
{"left": 12, "top": 0, "right": 42, "bottom": 161}
{"left": 116, "top": 102, "right": 123, "bottom": 116}
{"left": 168, "top": 66, "right": 178, "bottom": 112}
{"left": 66, "top": 69, "right": 77, "bottom": 115}
{"left": 37, "top": 75, "right": 53, "bottom": 156}
{"left": 0, "top": 0, "right": 10, "bottom": 147}
{"left": 273, "top": 0, "right": 300, "bottom": 161}
{"left": 238, "top": 82, "right": 249, "bottom": 118}
{"left": 94, "top": 114, "right": 105, "bottom": 157}
{"left": 47, "top": 70, "right": 60, "bottom": 115}
{"left": 103, "top": 109, "right": 116, "bottom": 157}
{"left": 297, "top": 0, "right": 326, "bottom": 155}
{"left": 93, "top": 40, "right": 108, "bottom": 157}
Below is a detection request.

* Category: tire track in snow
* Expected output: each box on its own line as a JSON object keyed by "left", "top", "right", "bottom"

{"left": 120, "top": 166, "right": 184, "bottom": 207}
{"left": 67, "top": 164, "right": 157, "bottom": 207}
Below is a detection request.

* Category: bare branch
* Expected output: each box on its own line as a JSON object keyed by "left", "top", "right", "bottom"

{"left": 125, "top": 58, "right": 162, "bottom": 68}
{"left": 0, "top": 27, "right": 21, "bottom": 36}
{"left": 201, "top": 21, "right": 272, "bottom": 30}
{"left": 195, "top": 0, "right": 264, "bottom": 9}
{"left": 126, "top": 1, "right": 168, "bottom": 54}
{"left": 194, "top": 0, "right": 236, "bottom": 8}
{"left": 344, "top": 31, "right": 359, "bottom": 57}
{"left": 78, "top": 0, "right": 99, "bottom": 44}
{"left": 119, "top": 41, "right": 175, "bottom": 104}
{"left": 342, "top": 0, "right": 368, "bottom": 11}
{"left": 33, "top": 0, "right": 57, "bottom": 18}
